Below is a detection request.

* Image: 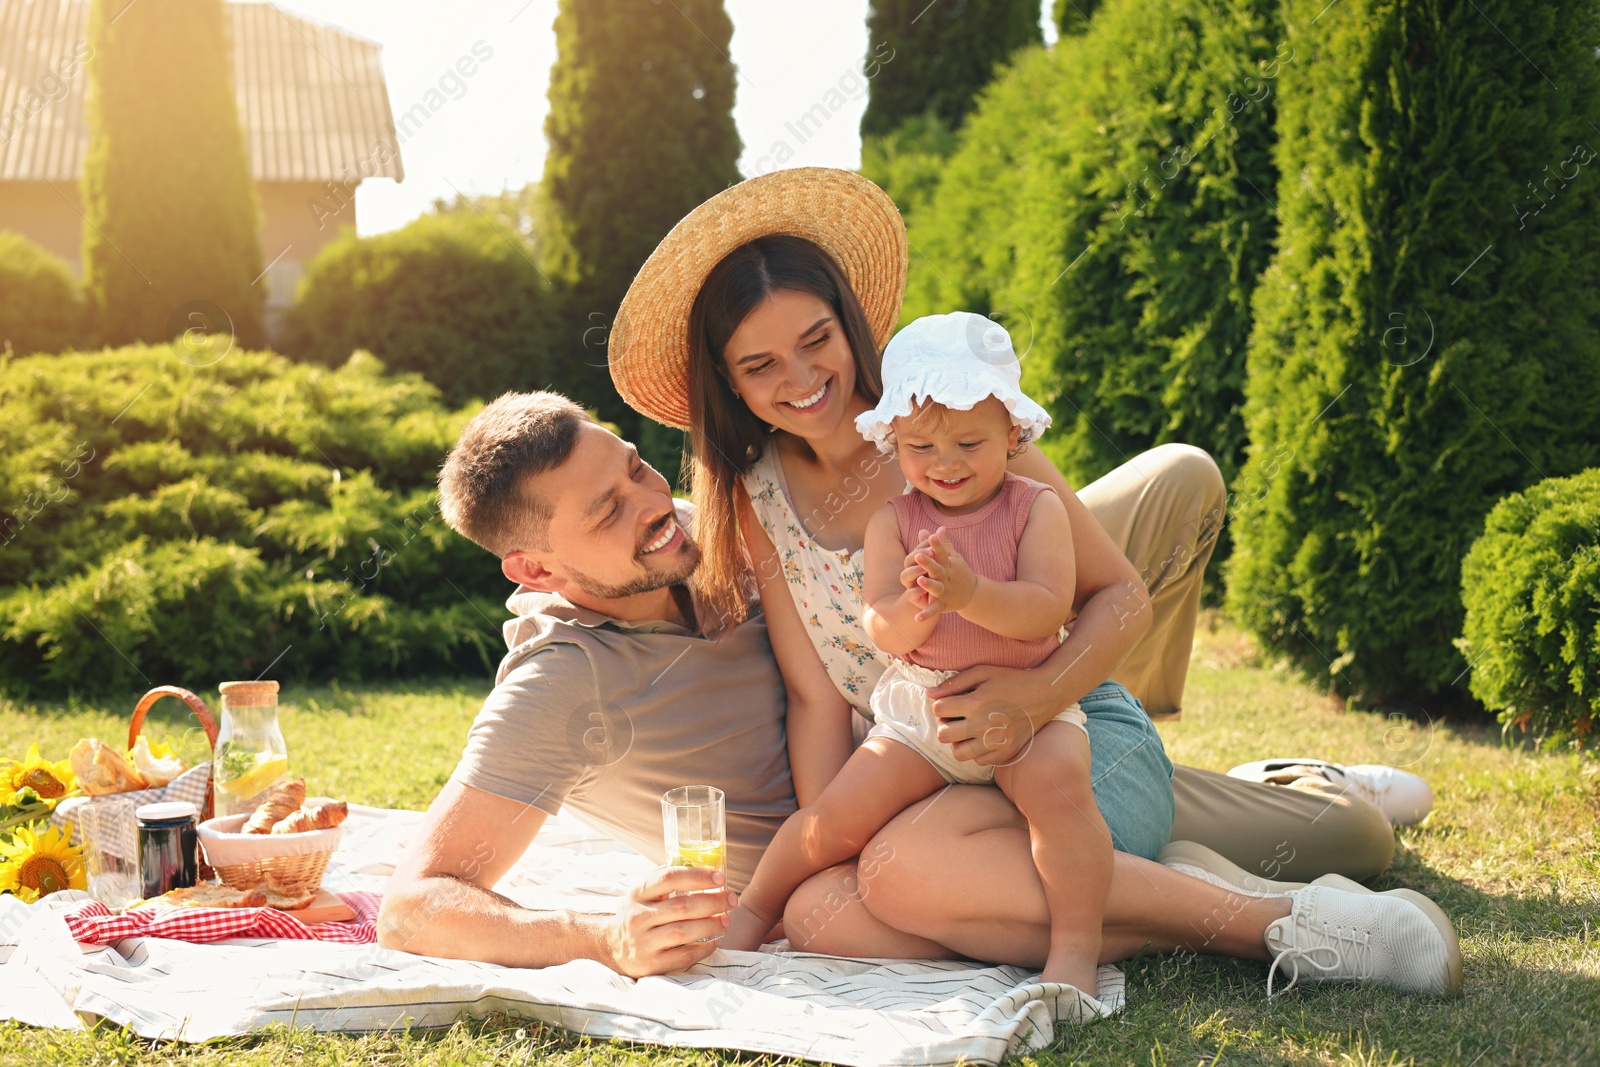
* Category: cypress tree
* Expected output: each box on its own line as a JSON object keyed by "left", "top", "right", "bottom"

{"left": 860, "top": 0, "right": 1041, "bottom": 138}
{"left": 903, "top": 0, "right": 1284, "bottom": 495}
{"left": 81, "top": 0, "right": 263, "bottom": 348}
{"left": 540, "top": 0, "right": 740, "bottom": 450}
{"left": 1052, "top": 0, "right": 1101, "bottom": 35}
{"left": 1226, "top": 0, "right": 1600, "bottom": 706}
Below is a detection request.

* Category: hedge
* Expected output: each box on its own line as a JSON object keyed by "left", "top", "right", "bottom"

{"left": 1459, "top": 470, "right": 1600, "bottom": 749}
{"left": 0, "top": 347, "right": 506, "bottom": 697}
{"left": 902, "top": 0, "right": 1284, "bottom": 493}
{"left": 1225, "top": 0, "right": 1600, "bottom": 705}
{"left": 282, "top": 212, "right": 555, "bottom": 408}
{"left": 0, "top": 232, "right": 83, "bottom": 356}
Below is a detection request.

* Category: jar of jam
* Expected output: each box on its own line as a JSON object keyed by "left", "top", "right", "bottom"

{"left": 137, "top": 801, "right": 198, "bottom": 898}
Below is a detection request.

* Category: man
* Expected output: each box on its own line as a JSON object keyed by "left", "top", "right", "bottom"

{"left": 378, "top": 392, "right": 1459, "bottom": 996}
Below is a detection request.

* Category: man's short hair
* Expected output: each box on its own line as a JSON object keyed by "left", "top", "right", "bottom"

{"left": 437, "top": 391, "right": 592, "bottom": 556}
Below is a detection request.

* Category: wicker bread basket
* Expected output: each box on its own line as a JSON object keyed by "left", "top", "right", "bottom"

{"left": 196, "top": 813, "right": 343, "bottom": 895}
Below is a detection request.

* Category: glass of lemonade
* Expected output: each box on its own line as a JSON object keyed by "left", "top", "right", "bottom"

{"left": 662, "top": 784, "right": 726, "bottom": 882}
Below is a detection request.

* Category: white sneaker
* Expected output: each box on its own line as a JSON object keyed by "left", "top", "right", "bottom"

{"left": 1264, "top": 885, "right": 1463, "bottom": 997}
{"left": 1157, "top": 839, "right": 1372, "bottom": 897}
{"left": 1228, "top": 758, "right": 1434, "bottom": 826}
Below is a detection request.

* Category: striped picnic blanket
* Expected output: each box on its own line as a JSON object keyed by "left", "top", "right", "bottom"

{"left": 2, "top": 804, "right": 1124, "bottom": 1065}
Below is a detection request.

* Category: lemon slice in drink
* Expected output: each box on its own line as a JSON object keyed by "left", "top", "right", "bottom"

{"left": 218, "top": 754, "right": 289, "bottom": 799}
{"left": 671, "top": 840, "right": 726, "bottom": 871}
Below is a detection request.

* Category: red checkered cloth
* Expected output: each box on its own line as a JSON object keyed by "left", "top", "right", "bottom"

{"left": 62, "top": 892, "right": 381, "bottom": 946}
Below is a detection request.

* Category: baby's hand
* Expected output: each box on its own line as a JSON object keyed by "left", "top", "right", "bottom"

{"left": 900, "top": 527, "right": 934, "bottom": 591}
{"left": 900, "top": 552, "right": 928, "bottom": 592}
{"left": 916, "top": 530, "right": 977, "bottom": 618}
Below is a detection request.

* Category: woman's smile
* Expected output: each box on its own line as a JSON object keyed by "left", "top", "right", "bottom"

{"left": 780, "top": 378, "right": 832, "bottom": 414}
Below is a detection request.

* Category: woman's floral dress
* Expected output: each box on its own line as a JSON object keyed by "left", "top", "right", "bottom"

{"left": 744, "top": 449, "right": 887, "bottom": 715}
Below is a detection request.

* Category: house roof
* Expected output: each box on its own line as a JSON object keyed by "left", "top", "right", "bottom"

{"left": 0, "top": 0, "right": 404, "bottom": 184}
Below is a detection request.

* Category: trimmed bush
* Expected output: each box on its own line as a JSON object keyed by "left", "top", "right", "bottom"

{"left": 0, "top": 232, "right": 83, "bottom": 356}
{"left": 1459, "top": 471, "right": 1600, "bottom": 749}
{"left": 81, "top": 0, "right": 263, "bottom": 347}
{"left": 282, "top": 212, "right": 554, "bottom": 408}
{"left": 861, "top": 0, "right": 1040, "bottom": 137}
{"left": 1226, "top": 0, "right": 1600, "bottom": 705}
{"left": 0, "top": 347, "right": 505, "bottom": 697}
{"left": 903, "top": 0, "right": 1285, "bottom": 492}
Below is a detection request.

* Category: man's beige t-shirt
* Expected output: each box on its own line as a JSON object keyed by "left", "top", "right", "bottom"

{"left": 451, "top": 576, "right": 795, "bottom": 891}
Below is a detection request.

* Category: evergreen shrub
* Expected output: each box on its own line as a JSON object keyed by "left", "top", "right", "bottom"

{"left": 0, "top": 232, "right": 83, "bottom": 356}
{"left": 282, "top": 212, "right": 554, "bottom": 408}
{"left": 0, "top": 347, "right": 505, "bottom": 696}
{"left": 1226, "top": 0, "right": 1600, "bottom": 704}
{"left": 1459, "top": 470, "right": 1600, "bottom": 749}
{"left": 903, "top": 0, "right": 1285, "bottom": 492}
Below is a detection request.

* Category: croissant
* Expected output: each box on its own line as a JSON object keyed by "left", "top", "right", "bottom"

{"left": 243, "top": 778, "right": 306, "bottom": 833}
{"left": 70, "top": 738, "right": 148, "bottom": 795}
{"left": 271, "top": 799, "right": 348, "bottom": 834}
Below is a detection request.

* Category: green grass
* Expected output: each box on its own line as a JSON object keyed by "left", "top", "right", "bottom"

{"left": 3, "top": 614, "right": 1597, "bottom": 1065}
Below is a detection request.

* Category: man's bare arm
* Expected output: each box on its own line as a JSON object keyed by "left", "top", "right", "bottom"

{"left": 378, "top": 779, "right": 736, "bottom": 976}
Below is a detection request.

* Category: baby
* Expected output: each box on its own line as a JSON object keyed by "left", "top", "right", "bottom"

{"left": 722, "top": 312, "right": 1111, "bottom": 996}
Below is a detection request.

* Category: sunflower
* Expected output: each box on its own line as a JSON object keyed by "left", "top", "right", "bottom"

{"left": 0, "top": 822, "right": 86, "bottom": 903}
{"left": 0, "top": 743, "right": 77, "bottom": 807}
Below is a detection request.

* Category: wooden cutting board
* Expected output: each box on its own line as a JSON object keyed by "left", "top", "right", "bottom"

{"left": 281, "top": 888, "right": 356, "bottom": 925}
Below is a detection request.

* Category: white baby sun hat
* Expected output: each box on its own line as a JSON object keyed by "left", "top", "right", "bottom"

{"left": 856, "top": 311, "right": 1052, "bottom": 451}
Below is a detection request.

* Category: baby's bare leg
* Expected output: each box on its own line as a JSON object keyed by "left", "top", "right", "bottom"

{"left": 724, "top": 738, "right": 947, "bottom": 950}
{"left": 992, "top": 720, "right": 1112, "bottom": 992}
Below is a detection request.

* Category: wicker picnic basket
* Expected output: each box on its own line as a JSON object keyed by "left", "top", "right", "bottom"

{"left": 52, "top": 687, "right": 223, "bottom": 880}
{"left": 197, "top": 813, "right": 342, "bottom": 896}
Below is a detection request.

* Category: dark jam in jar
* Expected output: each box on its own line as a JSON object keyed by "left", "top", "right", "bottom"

{"left": 137, "top": 801, "right": 198, "bottom": 898}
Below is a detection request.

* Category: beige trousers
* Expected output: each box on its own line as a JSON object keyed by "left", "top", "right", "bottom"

{"left": 1078, "top": 444, "right": 1394, "bottom": 881}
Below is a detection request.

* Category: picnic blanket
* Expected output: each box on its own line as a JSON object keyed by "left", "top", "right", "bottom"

{"left": 1, "top": 804, "right": 1125, "bottom": 1066}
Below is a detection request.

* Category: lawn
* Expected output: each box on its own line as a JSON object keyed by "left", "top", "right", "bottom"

{"left": 2, "top": 614, "right": 1597, "bottom": 1066}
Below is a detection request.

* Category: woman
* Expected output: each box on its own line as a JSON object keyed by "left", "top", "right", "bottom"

{"left": 610, "top": 168, "right": 1459, "bottom": 1000}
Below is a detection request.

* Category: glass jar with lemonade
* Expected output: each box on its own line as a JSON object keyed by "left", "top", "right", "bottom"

{"left": 212, "top": 680, "right": 289, "bottom": 817}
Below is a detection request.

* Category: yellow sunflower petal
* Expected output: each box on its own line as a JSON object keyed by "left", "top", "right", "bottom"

{"left": 1, "top": 744, "right": 76, "bottom": 804}
{"left": 0, "top": 821, "right": 86, "bottom": 903}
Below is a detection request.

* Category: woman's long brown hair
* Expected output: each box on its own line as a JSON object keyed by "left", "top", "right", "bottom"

{"left": 687, "top": 235, "right": 883, "bottom": 631}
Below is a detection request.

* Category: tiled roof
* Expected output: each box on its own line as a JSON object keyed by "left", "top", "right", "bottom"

{"left": 0, "top": 0, "right": 404, "bottom": 184}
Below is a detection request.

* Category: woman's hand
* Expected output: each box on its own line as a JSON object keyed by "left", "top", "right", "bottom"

{"left": 926, "top": 576, "right": 1152, "bottom": 767}
{"left": 925, "top": 664, "right": 1064, "bottom": 767}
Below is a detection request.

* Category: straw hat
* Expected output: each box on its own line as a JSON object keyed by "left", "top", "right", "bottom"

{"left": 609, "top": 167, "right": 908, "bottom": 430}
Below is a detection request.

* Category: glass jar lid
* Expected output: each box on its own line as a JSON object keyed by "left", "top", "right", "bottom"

{"left": 136, "top": 801, "right": 198, "bottom": 825}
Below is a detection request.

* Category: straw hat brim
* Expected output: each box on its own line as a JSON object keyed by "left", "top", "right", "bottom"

{"left": 609, "top": 167, "right": 908, "bottom": 431}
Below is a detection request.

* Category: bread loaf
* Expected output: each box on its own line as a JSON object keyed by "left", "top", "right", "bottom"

{"left": 130, "top": 737, "right": 186, "bottom": 788}
{"left": 69, "top": 738, "right": 147, "bottom": 795}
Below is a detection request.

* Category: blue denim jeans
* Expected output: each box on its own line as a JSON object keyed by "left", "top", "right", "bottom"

{"left": 1081, "top": 679, "right": 1175, "bottom": 859}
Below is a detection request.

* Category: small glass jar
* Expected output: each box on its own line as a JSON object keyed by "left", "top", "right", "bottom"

{"left": 213, "top": 679, "right": 289, "bottom": 817}
{"left": 137, "top": 801, "right": 198, "bottom": 898}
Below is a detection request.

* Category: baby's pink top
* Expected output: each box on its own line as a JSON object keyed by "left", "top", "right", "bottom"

{"left": 890, "top": 472, "right": 1063, "bottom": 672}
